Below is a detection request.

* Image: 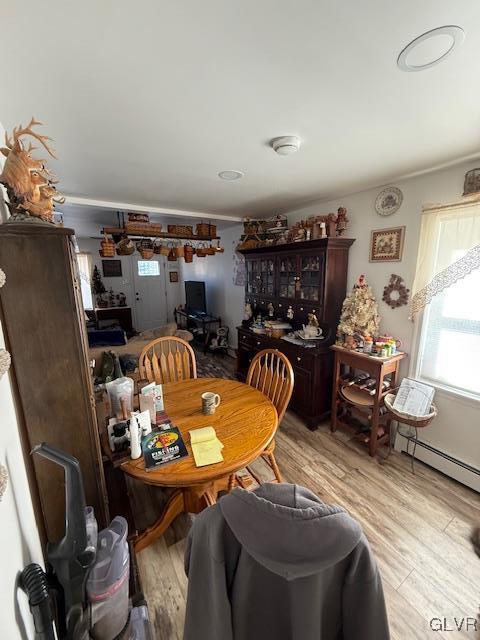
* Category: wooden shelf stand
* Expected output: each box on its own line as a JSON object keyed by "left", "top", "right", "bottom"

{"left": 330, "top": 345, "right": 406, "bottom": 456}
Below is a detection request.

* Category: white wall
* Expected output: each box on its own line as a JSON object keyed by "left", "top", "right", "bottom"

{"left": 0, "top": 122, "right": 45, "bottom": 639}
{"left": 179, "top": 222, "right": 245, "bottom": 348}
{"left": 287, "top": 160, "right": 480, "bottom": 488}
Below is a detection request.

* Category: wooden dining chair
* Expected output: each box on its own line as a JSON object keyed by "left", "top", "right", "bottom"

{"left": 139, "top": 336, "right": 197, "bottom": 384}
{"left": 245, "top": 349, "right": 294, "bottom": 483}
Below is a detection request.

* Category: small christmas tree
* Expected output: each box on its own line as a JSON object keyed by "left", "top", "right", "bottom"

{"left": 92, "top": 265, "right": 106, "bottom": 297}
{"left": 337, "top": 274, "right": 380, "bottom": 342}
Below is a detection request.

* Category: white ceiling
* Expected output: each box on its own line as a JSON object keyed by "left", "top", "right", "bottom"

{"left": 1, "top": 1, "right": 480, "bottom": 219}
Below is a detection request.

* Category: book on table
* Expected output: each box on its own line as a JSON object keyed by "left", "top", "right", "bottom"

{"left": 142, "top": 419, "right": 189, "bottom": 470}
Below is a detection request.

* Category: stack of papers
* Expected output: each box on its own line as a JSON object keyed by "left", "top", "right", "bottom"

{"left": 393, "top": 378, "right": 435, "bottom": 417}
{"left": 190, "top": 426, "right": 224, "bottom": 467}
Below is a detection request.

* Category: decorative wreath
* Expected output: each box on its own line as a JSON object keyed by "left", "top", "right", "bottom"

{"left": 382, "top": 274, "right": 410, "bottom": 309}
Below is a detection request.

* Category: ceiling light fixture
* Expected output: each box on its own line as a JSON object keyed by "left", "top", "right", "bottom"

{"left": 218, "top": 170, "right": 244, "bottom": 180}
{"left": 271, "top": 136, "right": 302, "bottom": 156}
{"left": 397, "top": 25, "right": 465, "bottom": 72}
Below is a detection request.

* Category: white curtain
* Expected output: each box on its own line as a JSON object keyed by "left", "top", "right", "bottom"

{"left": 410, "top": 196, "right": 480, "bottom": 318}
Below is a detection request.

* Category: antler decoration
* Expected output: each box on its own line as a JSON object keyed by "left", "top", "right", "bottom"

{"left": 0, "top": 117, "right": 62, "bottom": 223}
{"left": 5, "top": 117, "right": 57, "bottom": 158}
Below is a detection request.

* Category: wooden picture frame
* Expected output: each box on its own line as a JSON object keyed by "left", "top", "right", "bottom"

{"left": 370, "top": 226, "right": 405, "bottom": 262}
{"left": 102, "top": 259, "right": 122, "bottom": 277}
{"left": 169, "top": 271, "right": 179, "bottom": 283}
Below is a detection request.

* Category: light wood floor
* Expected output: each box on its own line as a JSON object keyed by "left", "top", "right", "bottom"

{"left": 135, "top": 359, "right": 480, "bottom": 640}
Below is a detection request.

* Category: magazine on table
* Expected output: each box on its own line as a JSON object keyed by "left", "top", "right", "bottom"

{"left": 142, "top": 421, "right": 189, "bottom": 470}
{"left": 392, "top": 378, "right": 434, "bottom": 417}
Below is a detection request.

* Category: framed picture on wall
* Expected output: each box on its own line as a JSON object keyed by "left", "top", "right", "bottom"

{"left": 370, "top": 226, "right": 405, "bottom": 262}
{"left": 102, "top": 259, "right": 122, "bottom": 277}
{"left": 169, "top": 271, "right": 178, "bottom": 283}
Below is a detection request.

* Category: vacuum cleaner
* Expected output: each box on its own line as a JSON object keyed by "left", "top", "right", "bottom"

{"left": 21, "top": 443, "right": 152, "bottom": 640}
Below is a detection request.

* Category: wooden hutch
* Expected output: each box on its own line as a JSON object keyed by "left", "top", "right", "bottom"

{"left": 236, "top": 237, "right": 354, "bottom": 428}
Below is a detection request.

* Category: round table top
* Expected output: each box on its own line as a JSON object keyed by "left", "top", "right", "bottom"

{"left": 122, "top": 377, "right": 278, "bottom": 486}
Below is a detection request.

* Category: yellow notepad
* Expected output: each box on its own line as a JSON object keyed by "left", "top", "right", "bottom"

{"left": 190, "top": 426, "right": 224, "bottom": 467}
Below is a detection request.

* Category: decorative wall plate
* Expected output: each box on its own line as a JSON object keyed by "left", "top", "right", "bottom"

{"left": 375, "top": 186, "right": 403, "bottom": 216}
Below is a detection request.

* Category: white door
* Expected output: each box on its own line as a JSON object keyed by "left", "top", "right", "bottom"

{"left": 132, "top": 255, "right": 168, "bottom": 331}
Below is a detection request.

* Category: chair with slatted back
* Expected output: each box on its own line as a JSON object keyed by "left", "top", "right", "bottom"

{"left": 246, "top": 348, "right": 294, "bottom": 483}
{"left": 139, "top": 336, "right": 197, "bottom": 384}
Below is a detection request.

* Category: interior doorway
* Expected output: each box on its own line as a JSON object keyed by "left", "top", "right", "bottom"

{"left": 132, "top": 255, "right": 168, "bottom": 331}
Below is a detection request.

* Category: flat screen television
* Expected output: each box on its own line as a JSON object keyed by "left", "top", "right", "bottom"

{"left": 185, "top": 281, "right": 206, "bottom": 314}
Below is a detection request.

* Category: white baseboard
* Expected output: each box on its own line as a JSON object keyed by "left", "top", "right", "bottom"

{"left": 396, "top": 432, "right": 480, "bottom": 492}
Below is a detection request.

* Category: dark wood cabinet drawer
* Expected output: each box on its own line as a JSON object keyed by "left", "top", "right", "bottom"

{"left": 252, "top": 335, "right": 269, "bottom": 351}
{"left": 238, "top": 330, "right": 254, "bottom": 349}
{"left": 276, "top": 342, "right": 315, "bottom": 371}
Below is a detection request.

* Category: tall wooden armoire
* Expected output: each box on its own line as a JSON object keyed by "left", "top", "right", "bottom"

{"left": 0, "top": 223, "right": 108, "bottom": 542}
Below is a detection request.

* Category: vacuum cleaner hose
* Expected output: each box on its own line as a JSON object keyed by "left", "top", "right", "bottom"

{"left": 21, "top": 563, "right": 56, "bottom": 640}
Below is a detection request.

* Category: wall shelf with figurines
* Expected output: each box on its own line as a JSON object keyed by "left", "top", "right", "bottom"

{"left": 236, "top": 208, "right": 349, "bottom": 251}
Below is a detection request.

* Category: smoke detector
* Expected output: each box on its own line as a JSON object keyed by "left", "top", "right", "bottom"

{"left": 271, "top": 136, "right": 302, "bottom": 156}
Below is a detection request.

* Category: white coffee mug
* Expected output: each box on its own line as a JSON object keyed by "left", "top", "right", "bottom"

{"left": 201, "top": 392, "right": 221, "bottom": 415}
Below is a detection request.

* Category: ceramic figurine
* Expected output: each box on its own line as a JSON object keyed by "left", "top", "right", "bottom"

{"left": 336, "top": 207, "right": 348, "bottom": 235}
{"left": 343, "top": 335, "right": 357, "bottom": 350}
{"left": 244, "top": 302, "right": 253, "bottom": 321}
{"left": 308, "top": 312, "right": 319, "bottom": 327}
{"left": 267, "top": 302, "right": 274, "bottom": 317}
{"left": 286, "top": 305, "right": 294, "bottom": 320}
{"left": 295, "top": 227, "right": 306, "bottom": 242}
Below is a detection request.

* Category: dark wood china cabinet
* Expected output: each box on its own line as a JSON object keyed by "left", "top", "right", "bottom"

{"left": 237, "top": 237, "right": 354, "bottom": 429}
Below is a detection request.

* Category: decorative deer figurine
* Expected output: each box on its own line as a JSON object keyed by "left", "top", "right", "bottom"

{"left": 0, "top": 117, "right": 64, "bottom": 223}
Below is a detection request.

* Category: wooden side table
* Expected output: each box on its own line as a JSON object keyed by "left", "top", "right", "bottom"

{"left": 330, "top": 345, "right": 406, "bottom": 456}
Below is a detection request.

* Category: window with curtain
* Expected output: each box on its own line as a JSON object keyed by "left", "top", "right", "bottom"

{"left": 76, "top": 252, "right": 93, "bottom": 310}
{"left": 412, "top": 199, "right": 480, "bottom": 399}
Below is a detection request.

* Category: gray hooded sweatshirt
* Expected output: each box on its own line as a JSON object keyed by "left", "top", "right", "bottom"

{"left": 184, "top": 483, "right": 389, "bottom": 640}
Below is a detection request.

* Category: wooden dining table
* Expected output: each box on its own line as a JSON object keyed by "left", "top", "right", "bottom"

{"left": 122, "top": 377, "right": 278, "bottom": 552}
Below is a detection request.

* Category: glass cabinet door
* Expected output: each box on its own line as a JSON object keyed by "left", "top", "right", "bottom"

{"left": 299, "top": 254, "right": 323, "bottom": 302}
{"left": 246, "top": 257, "right": 274, "bottom": 299}
{"left": 260, "top": 259, "right": 274, "bottom": 296}
{"left": 246, "top": 259, "right": 255, "bottom": 295}
{"left": 278, "top": 255, "right": 298, "bottom": 300}
{"left": 251, "top": 259, "right": 261, "bottom": 295}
